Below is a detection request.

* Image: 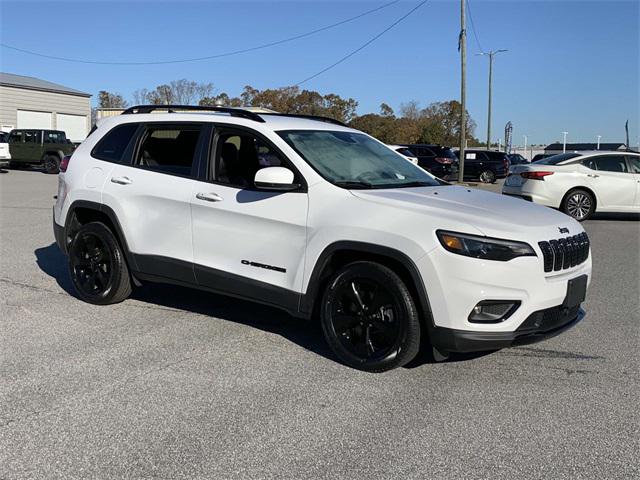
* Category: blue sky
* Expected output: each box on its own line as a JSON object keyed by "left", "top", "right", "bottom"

{"left": 0, "top": 0, "right": 638, "bottom": 146}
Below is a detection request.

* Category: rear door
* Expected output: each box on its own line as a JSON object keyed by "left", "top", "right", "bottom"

{"left": 582, "top": 155, "right": 636, "bottom": 210}
{"left": 626, "top": 155, "right": 640, "bottom": 209}
{"left": 101, "top": 122, "right": 208, "bottom": 281}
{"left": 190, "top": 125, "right": 308, "bottom": 302}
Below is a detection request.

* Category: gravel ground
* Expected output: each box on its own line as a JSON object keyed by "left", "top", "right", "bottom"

{"left": 1, "top": 170, "right": 638, "bottom": 479}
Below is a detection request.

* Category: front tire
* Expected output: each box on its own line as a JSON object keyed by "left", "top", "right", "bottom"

{"left": 44, "top": 155, "right": 60, "bottom": 174}
{"left": 68, "top": 222, "right": 132, "bottom": 305}
{"left": 320, "top": 261, "right": 421, "bottom": 372}
{"left": 562, "top": 189, "right": 595, "bottom": 221}
{"left": 479, "top": 169, "right": 496, "bottom": 184}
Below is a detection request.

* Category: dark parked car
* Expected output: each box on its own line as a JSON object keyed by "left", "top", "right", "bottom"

{"left": 454, "top": 149, "right": 510, "bottom": 183}
{"left": 402, "top": 144, "right": 458, "bottom": 179}
{"left": 507, "top": 153, "right": 529, "bottom": 165}
{"left": 8, "top": 129, "right": 75, "bottom": 173}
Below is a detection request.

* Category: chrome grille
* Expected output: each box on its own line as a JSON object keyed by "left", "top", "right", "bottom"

{"left": 538, "top": 233, "right": 589, "bottom": 273}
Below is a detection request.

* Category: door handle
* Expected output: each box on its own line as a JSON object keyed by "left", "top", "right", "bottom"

{"left": 110, "top": 176, "right": 132, "bottom": 185}
{"left": 196, "top": 192, "right": 223, "bottom": 202}
{"left": 587, "top": 174, "right": 599, "bottom": 178}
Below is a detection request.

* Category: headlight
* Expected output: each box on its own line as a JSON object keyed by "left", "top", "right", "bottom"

{"left": 436, "top": 230, "right": 536, "bottom": 261}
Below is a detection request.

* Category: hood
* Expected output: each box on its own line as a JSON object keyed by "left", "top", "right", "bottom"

{"left": 350, "top": 185, "right": 582, "bottom": 240}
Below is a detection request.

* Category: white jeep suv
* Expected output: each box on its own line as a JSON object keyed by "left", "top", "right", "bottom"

{"left": 53, "top": 105, "right": 592, "bottom": 372}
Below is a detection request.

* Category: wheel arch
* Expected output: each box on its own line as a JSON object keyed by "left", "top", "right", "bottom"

{"left": 63, "top": 200, "right": 138, "bottom": 271}
{"left": 41, "top": 150, "right": 64, "bottom": 161}
{"left": 300, "top": 241, "right": 434, "bottom": 328}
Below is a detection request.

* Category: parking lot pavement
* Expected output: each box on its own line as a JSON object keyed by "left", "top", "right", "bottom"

{"left": 1, "top": 170, "right": 638, "bottom": 480}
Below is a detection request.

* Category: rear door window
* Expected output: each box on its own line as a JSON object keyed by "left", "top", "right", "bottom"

{"left": 590, "top": 155, "right": 628, "bottom": 173}
{"left": 134, "top": 124, "right": 203, "bottom": 177}
{"left": 627, "top": 156, "right": 640, "bottom": 173}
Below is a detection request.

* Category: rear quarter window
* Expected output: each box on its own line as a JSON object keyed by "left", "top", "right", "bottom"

{"left": 91, "top": 123, "right": 139, "bottom": 163}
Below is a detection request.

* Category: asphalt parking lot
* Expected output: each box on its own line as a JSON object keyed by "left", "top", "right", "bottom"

{"left": 1, "top": 169, "right": 638, "bottom": 479}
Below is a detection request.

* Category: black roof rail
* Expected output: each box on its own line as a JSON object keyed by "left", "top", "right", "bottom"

{"left": 121, "top": 105, "right": 265, "bottom": 123}
{"left": 259, "top": 112, "right": 348, "bottom": 127}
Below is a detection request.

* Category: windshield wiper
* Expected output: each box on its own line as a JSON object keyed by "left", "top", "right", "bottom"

{"left": 393, "top": 181, "right": 436, "bottom": 188}
{"left": 333, "top": 180, "right": 374, "bottom": 189}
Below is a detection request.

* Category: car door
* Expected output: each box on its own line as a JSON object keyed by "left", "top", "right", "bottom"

{"left": 582, "top": 155, "right": 636, "bottom": 210}
{"left": 101, "top": 122, "right": 208, "bottom": 281}
{"left": 626, "top": 155, "right": 640, "bottom": 209}
{"left": 462, "top": 151, "right": 481, "bottom": 178}
{"left": 190, "top": 126, "right": 308, "bottom": 304}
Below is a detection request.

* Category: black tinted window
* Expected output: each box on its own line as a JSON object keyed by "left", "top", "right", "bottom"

{"left": 591, "top": 155, "right": 628, "bottom": 173}
{"left": 9, "top": 131, "right": 22, "bottom": 143}
{"left": 0, "top": 132, "right": 7, "bottom": 142}
{"left": 216, "top": 131, "right": 286, "bottom": 187}
{"left": 627, "top": 156, "right": 640, "bottom": 173}
{"left": 536, "top": 153, "right": 580, "bottom": 165}
{"left": 24, "top": 131, "right": 39, "bottom": 143}
{"left": 92, "top": 123, "right": 139, "bottom": 163}
{"left": 135, "top": 125, "right": 202, "bottom": 176}
{"left": 44, "top": 131, "right": 66, "bottom": 143}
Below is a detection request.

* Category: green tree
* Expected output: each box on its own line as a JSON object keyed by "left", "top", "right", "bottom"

{"left": 98, "top": 91, "right": 128, "bottom": 108}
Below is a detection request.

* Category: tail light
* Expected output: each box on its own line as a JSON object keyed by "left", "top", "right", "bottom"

{"left": 434, "top": 157, "right": 453, "bottom": 164}
{"left": 60, "top": 155, "right": 72, "bottom": 173}
{"left": 521, "top": 171, "right": 554, "bottom": 180}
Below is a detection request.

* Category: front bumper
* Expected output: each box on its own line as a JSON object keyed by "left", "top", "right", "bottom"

{"left": 430, "top": 305, "right": 585, "bottom": 353}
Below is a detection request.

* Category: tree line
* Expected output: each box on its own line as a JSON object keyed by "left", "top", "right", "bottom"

{"left": 98, "top": 80, "right": 480, "bottom": 146}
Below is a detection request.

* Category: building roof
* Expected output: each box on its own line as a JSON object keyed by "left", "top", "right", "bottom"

{"left": 545, "top": 142, "right": 626, "bottom": 152}
{"left": 0, "top": 72, "right": 91, "bottom": 97}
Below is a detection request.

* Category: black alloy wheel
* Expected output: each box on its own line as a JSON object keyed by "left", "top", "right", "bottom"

{"left": 320, "top": 262, "right": 420, "bottom": 372}
{"left": 44, "top": 155, "right": 60, "bottom": 174}
{"left": 479, "top": 169, "right": 496, "bottom": 184}
{"left": 68, "top": 222, "right": 132, "bottom": 304}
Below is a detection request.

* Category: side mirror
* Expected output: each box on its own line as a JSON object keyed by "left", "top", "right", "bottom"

{"left": 254, "top": 166, "right": 300, "bottom": 191}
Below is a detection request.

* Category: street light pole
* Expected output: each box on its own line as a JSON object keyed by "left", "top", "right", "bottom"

{"left": 478, "top": 49, "right": 507, "bottom": 150}
{"left": 597, "top": 135, "right": 601, "bottom": 150}
{"left": 562, "top": 131, "right": 568, "bottom": 153}
{"left": 458, "top": 0, "right": 467, "bottom": 183}
{"left": 523, "top": 135, "right": 527, "bottom": 159}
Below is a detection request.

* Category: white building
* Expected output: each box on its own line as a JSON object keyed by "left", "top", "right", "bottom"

{"left": 0, "top": 72, "right": 91, "bottom": 142}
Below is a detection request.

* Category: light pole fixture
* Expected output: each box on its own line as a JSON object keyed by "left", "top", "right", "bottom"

{"left": 523, "top": 135, "right": 527, "bottom": 159}
{"left": 458, "top": 0, "right": 467, "bottom": 183}
{"left": 477, "top": 49, "right": 508, "bottom": 150}
{"left": 562, "top": 131, "right": 568, "bottom": 153}
{"left": 597, "top": 135, "right": 601, "bottom": 150}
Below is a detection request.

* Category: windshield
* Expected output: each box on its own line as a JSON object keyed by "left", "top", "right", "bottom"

{"left": 534, "top": 153, "right": 581, "bottom": 165}
{"left": 278, "top": 130, "right": 440, "bottom": 188}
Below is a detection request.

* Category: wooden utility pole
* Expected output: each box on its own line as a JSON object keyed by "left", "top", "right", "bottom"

{"left": 458, "top": 0, "right": 467, "bottom": 183}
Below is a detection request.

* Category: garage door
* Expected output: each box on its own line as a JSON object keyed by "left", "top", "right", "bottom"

{"left": 17, "top": 110, "right": 52, "bottom": 130}
{"left": 56, "top": 113, "right": 88, "bottom": 142}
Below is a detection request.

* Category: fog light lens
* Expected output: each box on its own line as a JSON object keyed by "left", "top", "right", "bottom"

{"left": 468, "top": 301, "right": 520, "bottom": 323}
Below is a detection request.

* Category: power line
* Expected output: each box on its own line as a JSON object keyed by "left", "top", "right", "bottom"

{"left": 296, "top": 0, "right": 428, "bottom": 86}
{"left": 0, "top": 1, "right": 401, "bottom": 66}
{"left": 466, "top": 0, "right": 484, "bottom": 53}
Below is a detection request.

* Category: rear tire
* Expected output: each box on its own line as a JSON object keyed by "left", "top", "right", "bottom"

{"left": 68, "top": 222, "right": 132, "bottom": 305}
{"left": 479, "top": 169, "right": 496, "bottom": 184}
{"left": 320, "top": 261, "right": 421, "bottom": 372}
{"left": 44, "top": 155, "right": 60, "bottom": 174}
{"left": 562, "top": 189, "right": 595, "bottom": 221}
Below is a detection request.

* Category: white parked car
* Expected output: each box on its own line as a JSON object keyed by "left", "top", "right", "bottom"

{"left": 0, "top": 131, "right": 11, "bottom": 162}
{"left": 387, "top": 144, "right": 419, "bottom": 164}
{"left": 53, "top": 105, "right": 591, "bottom": 372}
{"left": 503, "top": 151, "right": 640, "bottom": 221}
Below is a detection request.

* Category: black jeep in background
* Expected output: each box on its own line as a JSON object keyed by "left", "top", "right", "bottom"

{"left": 8, "top": 129, "right": 75, "bottom": 174}
{"left": 402, "top": 144, "right": 458, "bottom": 179}
{"left": 454, "top": 149, "right": 510, "bottom": 183}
